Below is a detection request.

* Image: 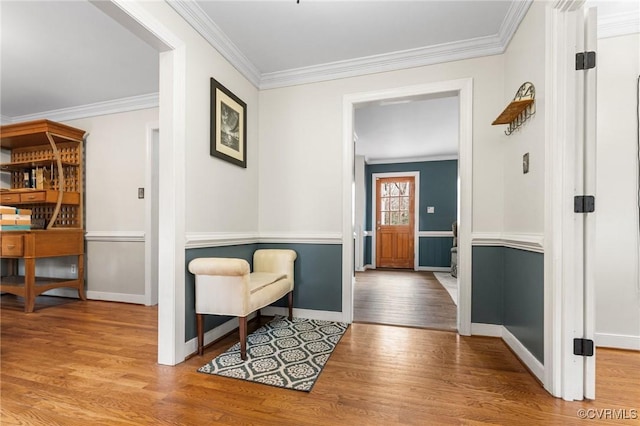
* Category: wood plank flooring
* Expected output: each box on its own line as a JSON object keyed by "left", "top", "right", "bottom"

{"left": 1, "top": 295, "right": 639, "bottom": 425}
{"left": 354, "top": 269, "right": 457, "bottom": 330}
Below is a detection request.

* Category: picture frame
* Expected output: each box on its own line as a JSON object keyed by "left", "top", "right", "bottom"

{"left": 210, "top": 77, "right": 247, "bottom": 168}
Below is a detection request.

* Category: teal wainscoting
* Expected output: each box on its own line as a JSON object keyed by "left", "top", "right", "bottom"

{"left": 503, "top": 248, "right": 544, "bottom": 363}
{"left": 472, "top": 246, "right": 544, "bottom": 363}
{"left": 471, "top": 246, "right": 504, "bottom": 325}
{"left": 418, "top": 237, "right": 454, "bottom": 268}
{"left": 184, "top": 243, "right": 342, "bottom": 342}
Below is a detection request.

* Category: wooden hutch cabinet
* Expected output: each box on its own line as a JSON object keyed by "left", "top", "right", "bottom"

{"left": 0, "top": 120, "right": 86, "bottom": 312}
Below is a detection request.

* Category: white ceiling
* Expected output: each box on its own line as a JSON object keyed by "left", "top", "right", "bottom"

{"left": 355, "top": 94, "right": 459, "bottom": 163}
{"left": 196, "top": 0, "right": 513, "bottom": 74}
{"left": 0, "top": 1, "right": 159, "bottom": 119}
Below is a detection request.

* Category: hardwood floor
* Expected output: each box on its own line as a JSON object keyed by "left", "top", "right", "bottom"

{"left": 1, "top": 295, "right": 639, "bottom": 425}
{"left": 354, "top": 269, "right": 457, "bottom": 331}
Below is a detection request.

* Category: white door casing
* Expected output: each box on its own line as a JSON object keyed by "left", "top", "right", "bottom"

{"left": 544, "top": 0, "right": 597, "bottom": 401}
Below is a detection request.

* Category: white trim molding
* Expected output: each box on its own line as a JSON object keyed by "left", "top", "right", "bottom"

{"left": 418, "top": 231, "right": 454, "bottom": 238}
{"left": 416, "top": 266, "right": 451, "bottom": 272}
{"left": 166, "top": 1, "right": 261, "bottom": 87}
{"left": 598, "top": 11, "right": 640, "bottom": 39}
{"left": 169, "top": 0, "right": 531, "bottom": 90}
{"left": 471, "top": 323, "right": 545, "bottom": 383}
{"left": 259, "top": 233, "right": 342, "bottom": 245}
{"left": 595, "top": 333, "right": 640, "bottom": 351}
{"left": 502, "top": 327, "right": 545, "bottom": 383}
{"left": 42, "top": 288, "right": 147, "bottom": 305}
{"left": 87, "top": 291, "right": 147, "bottom": 305}
{"left": 184, "top": 313, "right": 257, "bottom": 357}
{"left": 6, "top": 93, "right": 159, "bottom": 124}
{"left": 472, "top": 232, "right": 544, "bottom": 253}
{"left": 85, "top": 231, "right": 145, "bottom": 242}
{"left": 261, "top": 306, "right": 347, "bottom": 323}
{"left": 366, "top": 154, "right": 458, "bottom": 165}
{"left": 184, "top": 232, "right": 343, "bottom": 249}
{"left": 185, "top": 232, "right": 259, "bottom": 249}
{"left": 471, "top": 322, "right": 503, "bottom": 337}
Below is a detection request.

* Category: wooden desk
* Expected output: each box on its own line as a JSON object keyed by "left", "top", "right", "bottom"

{"left": 1, "top": 229, "right": 85, "bottom": 312}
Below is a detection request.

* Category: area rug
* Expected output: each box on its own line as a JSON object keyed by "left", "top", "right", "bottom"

{"left": 198, "top": 315, "right": 348, "bottom": 392}
{"left": 433, "top": 272, "right": 458, "bottom": 306}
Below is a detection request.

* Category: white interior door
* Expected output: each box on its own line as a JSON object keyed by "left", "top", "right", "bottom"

{"left": 571, "top": 4, "right": 597, "bottom": 400}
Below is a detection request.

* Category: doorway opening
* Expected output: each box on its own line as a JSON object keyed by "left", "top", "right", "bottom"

{"left": 352, "top": 95, "right": 460, "bottom": 331}
{"left": 342, "top": 78, "right": 473, "bottom": 335}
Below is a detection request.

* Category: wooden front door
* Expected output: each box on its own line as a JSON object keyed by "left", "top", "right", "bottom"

{"left": 375, "top": 176, "right": 415, "bottom": 269}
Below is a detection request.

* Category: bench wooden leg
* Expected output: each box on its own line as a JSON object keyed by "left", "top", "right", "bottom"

{"left": 239, "top": 316, "right": 248, "bottom": 360}
{"left": 196, "top": 313, "right": 204, "bottom": 356}
{"left": 288, "top": 291, "right": 293, "bottom": 321}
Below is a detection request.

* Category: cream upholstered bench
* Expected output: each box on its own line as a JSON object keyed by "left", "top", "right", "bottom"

{"left": 188, "top": 249, "right": 297, "bottom": 360}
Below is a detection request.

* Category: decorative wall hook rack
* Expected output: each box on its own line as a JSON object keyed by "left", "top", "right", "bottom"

{"left": 492, "top": 82, "right": 536, "bottom": 135}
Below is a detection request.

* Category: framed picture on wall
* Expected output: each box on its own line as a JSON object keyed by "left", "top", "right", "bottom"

{"left": 210, "top": 77, "right": 247, "bottom": 168}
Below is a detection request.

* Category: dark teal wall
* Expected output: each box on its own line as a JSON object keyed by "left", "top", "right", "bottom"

{"left": 471, "top": 246, "right": 504, "bottom": 325}
{"left": 419, "top": 237, "right": 454, "bottom": 268}
{"left": 503, "top": 248, "right": 544, "bottom": 363}
{"left": 471, "top": 246, "right": 544, "bottom": 363}
{"left": 363, "top": 160, "right": 458, "bottom": 267}
{"left": 185, "top": 243, "right": 342, "bottom": 341}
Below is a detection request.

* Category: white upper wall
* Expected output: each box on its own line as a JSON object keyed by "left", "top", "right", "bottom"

{"left": 501, "top": 0, "right": 546, "bottom": 235}
{"left": 258, "top": 54, "right": 505, "bottom": 234}
{"left": 595, "top": 32, "right": 640, "bottom": 345}
{"left": 65, "top": 108, "right": 159, "bottom": 232}
{"left": 141, "top": 1, "right": 260, "bottom": 235}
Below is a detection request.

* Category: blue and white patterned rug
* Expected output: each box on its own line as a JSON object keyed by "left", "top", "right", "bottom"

{"left": 198, "top": 315, "right": 348, "bottom": 392}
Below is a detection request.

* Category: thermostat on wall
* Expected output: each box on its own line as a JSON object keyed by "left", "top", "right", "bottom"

{"left": 427, "top": 206, "right": 435, "bottom": 214}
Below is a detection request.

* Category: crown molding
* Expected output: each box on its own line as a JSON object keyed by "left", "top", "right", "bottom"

{"left": 498, "top": 0, "right": 533, "bottom": 48}
{"left": 0, "top": 114, "right": 12, "bottom": 125}
{"left": 365, "top": 154, "right": 458, "bottom": 165}
{"left": 598, "top": 11, "right": 640, "bottom": 39}
{"left": 167, "top": 0, "right": 261, "bottom": 87}
{"left": 259, "top": 34, "right": 505, "bottom": 90}
{"left": 5, "top": 93, "right": 159, "bottom": 124}
{"left": 168, "top": 0, "right": 532, "bottom": 90}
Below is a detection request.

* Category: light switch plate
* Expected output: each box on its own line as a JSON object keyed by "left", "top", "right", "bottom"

{"left": 523, "top": 153, "right": 530, "bottom": 174}
{"left": 427, "top": 206, "right": 435, "bottom": 214}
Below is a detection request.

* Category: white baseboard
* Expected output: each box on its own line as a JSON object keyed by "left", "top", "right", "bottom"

{"left": 471, "top": 322, "right": 503, "bottom": 337}
{"left": 182, "top": 308, "right": 346, "bottom": 357}
{"left": 471, "top": 322, "right": 544, "bottom": 383}
{"left": 595, "top": 332, "right": 640, "bottom": 351}
{"left": 184, "top": 313, "right": 257, "bottom": 357}
{"left": 416, "top": 266, "right": 451, "bottom": 272}
{"left": 261, "top": 306, "right": 348, "bottom": 323}
{"left": 43, "top": 288, "right": 80, "bottom": 299}
{"left": 86, "top": 291, "right": 147, "bottom": 305}
{"left": 502, "top": 327, "right": 545, "bottom": 383}
{"left": 363, "top": 264, "right": 374, "bottom": 270}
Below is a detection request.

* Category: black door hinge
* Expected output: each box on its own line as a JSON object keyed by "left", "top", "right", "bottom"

{"left": 574, "top": 195, "right": 595, "bottom": 213}
{"left": 576, "top": 51, "right": 596, "bottom": 70}
{"left": 574, "top": 338, "right": 594, "bottom": 356}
